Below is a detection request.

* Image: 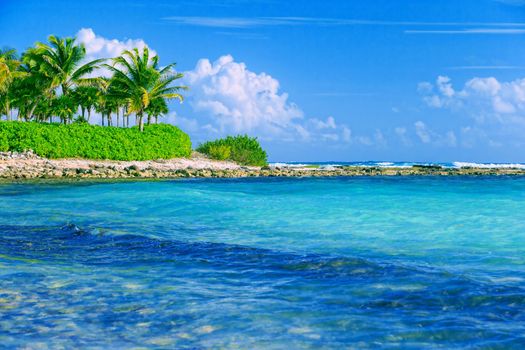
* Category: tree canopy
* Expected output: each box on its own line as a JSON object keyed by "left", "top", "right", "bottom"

{"left": 0, "top": 35, "right": 186, "bottom": 131}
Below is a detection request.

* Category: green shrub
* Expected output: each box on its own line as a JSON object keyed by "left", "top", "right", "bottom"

{"left": 197, "top": 135, "right": 268, "bottom": 166}
{"left": 0, "top": 121, "right": 192, "bottom": 160}
{"left": 207, "top": 144, "right": 231, "bottom": 160}
{"left": 0, "top": 127, "right": 8, "bottom": 152}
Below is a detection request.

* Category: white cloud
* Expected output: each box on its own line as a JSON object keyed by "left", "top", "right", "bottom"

{"left": 76, "top": 28, "right": 156, "bottom": 77}
{"left": 436, "top": 76, "right": 455, "bottom": 97}
{"left": 183, "top": 55, "right": 304, "bottom": 138}
{"left": 183, "top": 54, "right": 364, "bottom": 144}
{"left": 321, "top": 133, "right": 339, "bottom": 141}
{"left": 465, "top": 77, "right": 501, "bottom": 96}
{"left": 77, "top": 28, "right": 155, "bottom": 60}
{"left": 420, "top": 76, "right": 525, "bottom": 124}
{"left": 415, "top": 121, "right": 431, "bottom": 143}
{"left": 310, "top": 116, "right": 337, "bottom": 130}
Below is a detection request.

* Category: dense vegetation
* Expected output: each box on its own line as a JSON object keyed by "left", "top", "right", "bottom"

{"left": 0, "top": 121, "right": 191, "bottom": 160}
{"left": 1, "top": 34, "right": 271, "bottom": 164}
{"left": 0, "top": 35, "right": 186, "bottom": 131}
{"left": 197, "top": 135, "right": 268, "bottom": 166}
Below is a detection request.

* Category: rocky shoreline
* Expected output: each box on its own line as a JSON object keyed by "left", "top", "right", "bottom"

{"left": 1, "top": 151, "right": 524, "bottom": 181}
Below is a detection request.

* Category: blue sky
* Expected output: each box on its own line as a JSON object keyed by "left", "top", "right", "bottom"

{"left": 1, "top": 0, "right": 525, "bottom": 162}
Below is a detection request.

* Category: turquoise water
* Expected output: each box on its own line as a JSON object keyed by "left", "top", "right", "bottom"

{"left": 1, "top": 177, "right": 525, "bottom": 349}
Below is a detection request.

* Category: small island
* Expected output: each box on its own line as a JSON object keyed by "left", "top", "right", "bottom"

{"left": 0, "top": 33, "right": 270, "bottom": 179}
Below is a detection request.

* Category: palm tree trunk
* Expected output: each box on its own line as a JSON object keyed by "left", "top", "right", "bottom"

{"left": 5, "top": 101, "right": 11, "bottom": 121}
{"left": 138, "top": 112, "right": 144, "bottom": 132}
{"left": 27, "top": 101, "right": 39, "bottom": 121}
{"left": 102, "top": 114, "right": 105, "bottom": 126}
{"left": 147, "top": 115, "right": 151, "bottom": 125}
{"left": 155, "top": 116, "right": 158, "bottom": 124}
{"left": 116, "top": 109, "right": 120, "bottom": 127}
{"left": 87, "top": 109, "right": 91, "bottom": 123}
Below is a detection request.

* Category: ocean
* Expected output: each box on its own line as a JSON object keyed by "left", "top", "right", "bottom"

{"left": 270, "top": 161, "right": 525, "bottom": 169}
{"left": 1, "top": 177, "right": 525, "bottom": 349}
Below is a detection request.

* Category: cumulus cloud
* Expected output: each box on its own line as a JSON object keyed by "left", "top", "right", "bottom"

{"left": 436, "top": 76, "right": 455, "bottom": 97}
{"left": 77, "top": 28, "right": 154, "bottom": 60}
{"left": 418, "top": 75, "right": 525, "bottom": 146}
{"left": 182, "top": 55, "right": 364, "bottom": 144}
{"left": 419, "top": 75, "right": 525, "bottom": 122}
{"left": 183, "top": 55, "right": 303, "bottom": 138}
{"left": 76, "top": 28, "right": 156, "bottom": 77}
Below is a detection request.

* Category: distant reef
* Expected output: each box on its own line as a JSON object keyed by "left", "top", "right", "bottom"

{"left": 1, "top": 151, "right": 524, "bottom": 181}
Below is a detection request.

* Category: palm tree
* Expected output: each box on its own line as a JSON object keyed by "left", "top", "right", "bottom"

{"left": 32, "top": 35, "right": 104, "bottom": 96}
{"left": 105, "top": 47, "right": 186, "bottom": 131}
{"left": 94, "top": 78, "right": 119, "bottom": 126}
{"left": 11, "top": 48, "right": 53, "bottom": 121}
{"left": 73, "top": 86, "right": 98, "bottom": 122}
{"left": 51, "top": 95, "right": 76, "bottom": 124}
{"left": 95, "top": 90, "right": 109, "bottom": 126}
{"left": 113, "top": 98, "right": 126, "bottom": 127}
{"left": 10, "top": 61, "right": 49, "bottom": 121}
{"left": 0, "top": 48, "right": 23, "bottom": 120}
{"left": 146, "top": 98, "right": 168, "bottom": 124}
{"left": 11, "top": 35, "right": 104, "bottom": 122}
{"left": 34, "top": 96, "right": 55, "bottom": 122}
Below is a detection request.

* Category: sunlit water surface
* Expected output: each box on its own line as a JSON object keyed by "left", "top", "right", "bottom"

{"left": 1, "top": 177, "right": 525, "bottom": 349}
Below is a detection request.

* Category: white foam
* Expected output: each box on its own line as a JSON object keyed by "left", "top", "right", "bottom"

{"left": 453, "top": 162, "right": 525, "bottom": 169}
{"left": 270, "top": 163, "right": 310, "bottom": 168}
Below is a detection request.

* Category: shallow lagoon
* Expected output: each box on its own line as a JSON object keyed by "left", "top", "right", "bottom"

{"left": 1, "top": 177, "right": 525, "bottom": 349}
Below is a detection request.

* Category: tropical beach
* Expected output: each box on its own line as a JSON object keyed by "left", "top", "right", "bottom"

{"left": 2, "top": 0, "right": 525, "bottom": 349}
{"left": 2, "top": 150, "right": 525, "bottom": 180}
